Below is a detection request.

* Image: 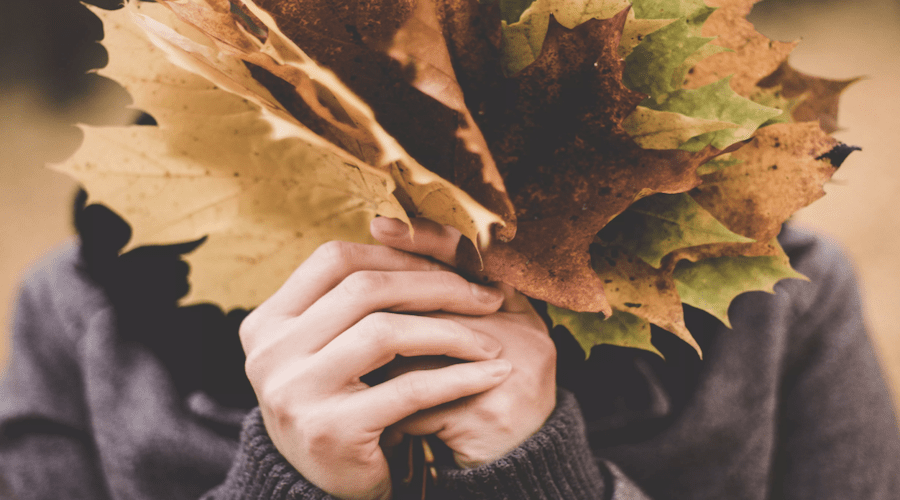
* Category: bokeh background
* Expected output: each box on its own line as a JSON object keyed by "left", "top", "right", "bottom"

{"left": 2, "top": 0, "right": 899, "bottom": 416}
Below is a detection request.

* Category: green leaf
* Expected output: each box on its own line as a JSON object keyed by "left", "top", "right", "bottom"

{"left": 597, "top": 193, "right": 753, "bottom": 268}
{"left": 673, "top": 248, "right": 808, "bottom": 328}
{"left": 643, "top": 77, "right": 783, "bottom": 151}
{"left": 547, "top": 305, "right": 662, "bottom": 359}
{"left": 622, "top": 106, "right": 737, "bottom": 150}
{"left": 623, "top": 0, "right": 717, "bottom": 96}
{"left": 747, "top": 86, "right": 799, "bottom": 127}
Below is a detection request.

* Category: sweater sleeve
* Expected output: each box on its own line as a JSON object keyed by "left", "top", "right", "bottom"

{"left": 771, "top": 232, "right": 900, "bottom": 498}
{"left": 200, "top": 408, "right": 338, "bottom": 500}
{"left": 0, "top": 250, "right": 112, "bottom": 500}
{"left": 435, "top": 389, "right": 651, "bottom": 500}
{"left": 202, "top": 390, "right": 652, "bottom": 500}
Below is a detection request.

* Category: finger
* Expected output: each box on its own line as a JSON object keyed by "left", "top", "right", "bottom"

{"left": 497, "top": 283, "right": 536, "bottom": 314}
{"left": 370, "top": 217, "right": 462, "bottom": 267}
{"left": 310, "top": 313, "right": 503, "bottom": 385}
{"left": 354, "top": 359, "right": 512, "bottom": 431}
{"left": 286, "top": 270, "right": 504, "bottom": 352}
{"left": 252, "top": 241, "right": 444, "bottom": 320}
{"left": 387, "top": 406, "right": 453, "bottom": 439}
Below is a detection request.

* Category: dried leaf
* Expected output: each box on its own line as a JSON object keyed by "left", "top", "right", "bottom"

{"left": 192, "top": 0, "right": 504, "bottom": 247}
{"left": 689, "top": 122, "right": 839, "bottom": 243}
{"left": 384, "top": 0, "right": 517, "bottom": 239}
{"left": 54, "top": 2, "right": 406, "bottom": 308}
{"left": 683, "top": 0, "right": 797, "bottom": 97}
{"left": 757, "top": 61, "right": 861, "bottom": 133}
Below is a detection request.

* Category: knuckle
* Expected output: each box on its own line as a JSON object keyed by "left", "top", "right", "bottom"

{"left": 258, "top": 382, "right": 297, "bottom": 429}
{"left": 313, "top": 240, "right": 357, "bottom": 271}
{"left": 238, "top": 310, "right": 263, "bottom": 350}
{"left": 243, "top": 351, "right": 263, "bottom": 385}
{"left": 340, "top": 270, "right": 389, "bottom": 299}
{"left": 362, "top": 312, "right": 396, "bottom": 348}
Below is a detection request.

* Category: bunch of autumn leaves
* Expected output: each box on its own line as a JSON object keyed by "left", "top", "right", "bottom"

{"left": 60, "top": 0, "right": 857, "bottom": 357}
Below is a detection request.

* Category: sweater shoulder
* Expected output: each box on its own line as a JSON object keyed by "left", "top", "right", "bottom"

{"left": 16, "top": 240, "right": 111, "bottom": 345}
{"left": 777, "top": 224, "right": 860, "bottom": 318}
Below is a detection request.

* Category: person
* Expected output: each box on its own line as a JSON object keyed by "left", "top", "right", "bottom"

{"left": 1, "top": 195, "right": 899, "bottom": 499}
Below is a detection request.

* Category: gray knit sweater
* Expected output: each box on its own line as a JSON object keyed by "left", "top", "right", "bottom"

{"left": 1, "top": 226, "right": 898, "bottom": 499}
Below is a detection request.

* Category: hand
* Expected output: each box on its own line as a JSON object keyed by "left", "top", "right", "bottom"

{"left": 371, "top": 218, "right": 557, "bottom": 468}
{"left": 239, "top": 235, "right": 514, "bottom": 499}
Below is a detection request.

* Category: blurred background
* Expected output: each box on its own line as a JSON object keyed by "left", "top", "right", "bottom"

{"left": 1, "top": 0, "right": 899, "bottom": 416}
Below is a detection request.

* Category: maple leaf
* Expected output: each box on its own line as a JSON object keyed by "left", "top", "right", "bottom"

{"left": 624, "top": 0, "right": 723, "bottom": 97}
{"left": 689, "top": 122, "right": 840, "bottom": 244}
{"left": 683, "top": 0, "right": 797, "bottom": 97}
{"left": 756, "top": 61, "right": 861, "bottom": 133}
{"left": 54, "top": 2, "right": 408, "bottom": 308}
{"left": 673, "top": 241, "right": 807, "bottom": 328}
{"left": 547, "top": 305, "right": 661, "bottom": 359}
{"left": 641, "top": 77, "right": 782, "bottom": 151}
{"left": 589, "top": 242, "right": 702, "bottom": 355}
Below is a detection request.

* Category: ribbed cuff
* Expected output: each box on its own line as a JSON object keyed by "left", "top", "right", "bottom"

{"left": 436, "top": 389, "right": 606, "bottom": 499}
{"left": 203, "top": 407, "right": 335, "bottom": 500}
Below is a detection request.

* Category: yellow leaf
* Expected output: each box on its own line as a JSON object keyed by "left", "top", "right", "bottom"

{"left": 155, "top": 0, "right": 503, "bottom": 249}
{"left": 55, "top": 2, "right": 407, "bottom": 308}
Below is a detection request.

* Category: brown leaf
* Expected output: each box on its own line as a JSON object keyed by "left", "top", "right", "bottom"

{"left": 384, "top": 0, "right": 516, "bottom": 239}
{"left": 757, "top": 61, "right": 861, "bottom": 133}
{"left": 464, "top": 11, "right": 718, "bottom": 313}
{"left": 689, "top": 122, "right": 839, "bottom": 244}
{"left": 683, "top": 0, "right": 797, "bottom": 97}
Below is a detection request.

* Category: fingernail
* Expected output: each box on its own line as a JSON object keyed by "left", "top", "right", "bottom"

{"left": 478, "top": 334, "right": 502, "bottom": 354}
{"left": 371, "top": 217, "right": 408, "bottom": 237}
{"left": 471, "top": 284, "right": 503, "bottom": 303}
{"left": 485, "top": 360, "right": 512, "bottom": 378}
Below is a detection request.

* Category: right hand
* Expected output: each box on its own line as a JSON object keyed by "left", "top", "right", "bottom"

{"left": 239, "top": 239, "right": 513, "bottom": 500}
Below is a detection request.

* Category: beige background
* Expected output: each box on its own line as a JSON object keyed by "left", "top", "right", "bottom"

{"left": 2, "top": 0, "right": 899, "bottom": 416}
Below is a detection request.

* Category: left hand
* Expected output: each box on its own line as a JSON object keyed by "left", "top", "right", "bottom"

{"left": 370, "top": 217, "right": 557, "bottom": 468}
